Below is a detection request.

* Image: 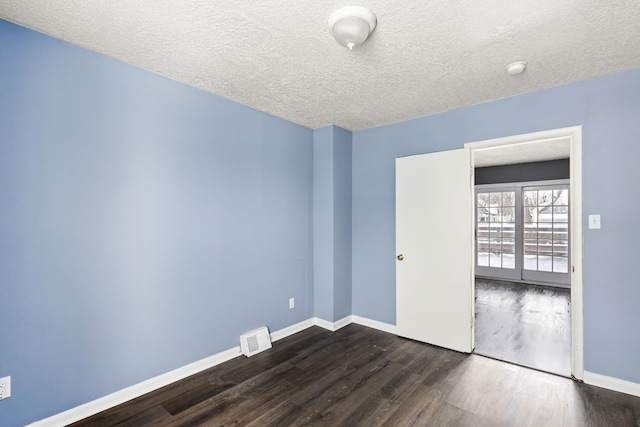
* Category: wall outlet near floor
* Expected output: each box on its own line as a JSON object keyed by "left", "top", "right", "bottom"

{"left": 0, "top": 376, "right": 11, "bottom": 400}
{"left": 289, "top": 297, "right": 295, "bottom": 309}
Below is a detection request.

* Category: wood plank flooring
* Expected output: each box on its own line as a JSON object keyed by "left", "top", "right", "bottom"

{"left": 475, "top": 278, "right": 571, "bottom": 376}
{"left": 71, "top": 324, "right": 640, "bottom": 426}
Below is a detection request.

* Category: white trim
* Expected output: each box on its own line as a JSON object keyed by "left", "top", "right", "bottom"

{"left": 469, "top": 149, "right": 476, "bottom": 352}
{"left": 351, "top": 315, "right": 397, "bottom": 334}
{"left": 465, "top": 125, "right": 584, "bottom": 380}
{"left": 313, "top": 317, "right": 336, "bottom": 331}
{"left": 27, "top": 346, "right": 242, "bottom": 427}
{"left": 464, "top": 127, "right": 577, "bottom": 151}
{"left": 569, "top": 126, "right": 584, "bottom": 379}
{"left": 270, "top": 318, "right": 316, "bottom": 342}
{"left": 314, "top": 315, "right": 396, "bottom": 334}
{"left": 332, "top": 315, "right": 353, "bottom": 331}
{"left": 314, "top": 315, "right": 397, "bottom": 335}
{"left": 312, "top": 316, "right": 352, "bottom": 332}
{"left": 29, "top": 315, "right": 397, "bottom": 426}
{"left": 584, "top": 371, "right": 640, "bottom": 398}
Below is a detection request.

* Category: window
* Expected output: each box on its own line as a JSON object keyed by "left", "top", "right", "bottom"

{"left": 523, "top": 188, "right": 569, "bottom": 273}
{"left": 476, "top": 191, "right": 515, "bottom": 269}
{"left": 476, "top": 182, "right": 570, "bottom": 286}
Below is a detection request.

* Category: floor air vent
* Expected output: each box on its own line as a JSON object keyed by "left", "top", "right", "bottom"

{"left": 240, "top": 327, "right": 272, "bottom": 357}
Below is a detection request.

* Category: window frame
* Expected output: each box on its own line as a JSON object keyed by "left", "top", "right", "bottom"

{"left": 475, "top": 179, "right": 570, "bottom": 287}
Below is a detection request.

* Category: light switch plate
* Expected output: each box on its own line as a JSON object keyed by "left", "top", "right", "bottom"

{"left": 0, "top": 376, "right": 11, "bottom": 400}
{"left": 589, "top": 214, "right": 601, "bottom": 229}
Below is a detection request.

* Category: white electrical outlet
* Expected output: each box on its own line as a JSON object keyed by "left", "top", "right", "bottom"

{"left": 0, "top": 376, "right": 11, "bottom": 400}
{"left": 289, "top": 297, "right": 295, "bottom": 309}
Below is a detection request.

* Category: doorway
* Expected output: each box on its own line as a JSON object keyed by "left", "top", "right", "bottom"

{"left": 465, "top": 126, "right": 583, "bottom": 379}
{"left": 395, "top": 126, "right": 583, "bottom": 379}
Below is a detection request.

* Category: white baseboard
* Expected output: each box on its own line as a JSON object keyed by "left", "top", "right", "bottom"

{"left": 313, "top": 315, "right": 353, "bottom": 332}
{"left": 312, "top": 316, "right": 335, "bottom": 331}
{"left": 29, "top": 315, "right": 396, "bottom": 426}
{"left": 27, "top": 346, "right": 242, "bottom": 427}
{"left": 583, "top": 371, "right": 640, "bottom": 398}
{"left": 332, "top": 315, "right": 353, "bottom": 331}
{"left": 351, "top": 315, "right": 397, "bottom": 335}
{"left": 270, "top": 318, "right": 316, "bottom": 342}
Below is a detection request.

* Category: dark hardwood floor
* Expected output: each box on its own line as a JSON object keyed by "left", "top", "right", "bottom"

{"left": 72, "top": 324, "right": 640, "bottom": 426}
{"left": 475, "top": 278, "right": 571, "bottom": 376}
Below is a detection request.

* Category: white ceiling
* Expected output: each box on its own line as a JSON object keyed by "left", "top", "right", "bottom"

{"left": 1, "top": 1, "right": 640, "bottom": 131}
{"left": 473, "top": 137, "right": 570, "bottom": 167}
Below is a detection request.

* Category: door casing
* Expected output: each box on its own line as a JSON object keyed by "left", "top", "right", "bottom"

{"left": 465, "top": 126, "right": 584, "bottom": 379}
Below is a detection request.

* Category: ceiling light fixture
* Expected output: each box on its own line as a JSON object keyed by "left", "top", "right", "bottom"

{"left": 506, "top": 60, "right": 527, "bottom": 75}
{"left": 328, "top": 6, "right": 377, "bottom": 50}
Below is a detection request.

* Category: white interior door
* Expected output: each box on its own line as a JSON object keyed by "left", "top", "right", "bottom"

{"left": 396, "top": 149, "right": 474, "bottom": 353}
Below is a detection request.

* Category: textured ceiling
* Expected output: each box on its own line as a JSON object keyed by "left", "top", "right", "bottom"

{"left": 1, "top": 1, "right": 640, "bottom": 131}
{"left": 473, "top": 138, "right": 570, "bottom": 167}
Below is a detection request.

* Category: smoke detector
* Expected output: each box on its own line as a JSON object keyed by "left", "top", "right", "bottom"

{"left": 506, "top": 61, "right": 527, "bottom": 75}
{"left": 328, "top": 6, "right": 377, "bottom": 50}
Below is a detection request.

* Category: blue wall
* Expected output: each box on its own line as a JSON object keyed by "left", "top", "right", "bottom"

{"left": 352, "top": 67, "right": 640, "bottom": 384}
{"left": 0, "top": 20, "right": 313, "bottom": 426}
{"left": 313, "top": 127, "right": 334, "bottom": 321}
{"left": 313, "top": 126, "right": 352, "bottom": 322}
{"left": 332, "top": 127, "right": 352, "bottom": 321}
{"left": 3, "top": 14, "right": 640, "bottom": 427}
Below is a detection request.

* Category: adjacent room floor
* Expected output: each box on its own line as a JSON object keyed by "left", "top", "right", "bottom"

{"left": 474, "top": 278, "right": 571, "bottom": 376}
{"left": 72, "top": 324, "right": 640, "bottom": 426}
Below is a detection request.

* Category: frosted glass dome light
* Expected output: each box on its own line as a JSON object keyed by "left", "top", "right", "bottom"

{"left": 328, "top": 6, "right": 377, "bottom": 50}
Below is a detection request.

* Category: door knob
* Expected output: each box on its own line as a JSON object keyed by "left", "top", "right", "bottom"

{"left": 397, "top": 254, "right": 404, "bottom": 261}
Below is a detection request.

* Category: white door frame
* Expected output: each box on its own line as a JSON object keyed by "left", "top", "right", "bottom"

{"left": 465, "top": 126, "right": 584, "bottom": 380}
